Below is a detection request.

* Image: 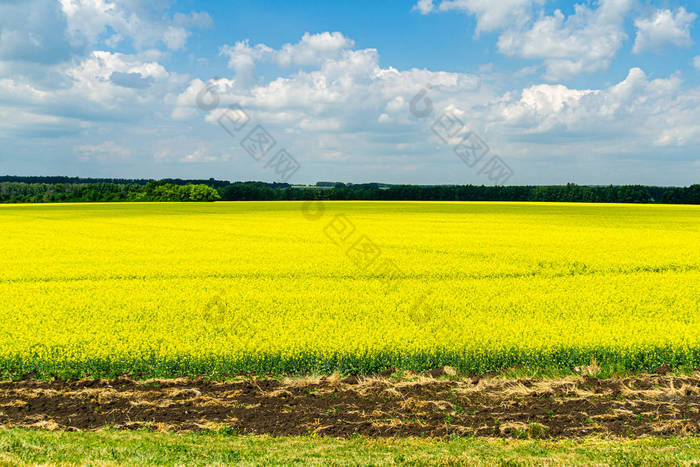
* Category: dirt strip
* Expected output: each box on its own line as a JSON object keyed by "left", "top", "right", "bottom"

{"left": 0, "top": 372, "right": 698, "bottom": 438}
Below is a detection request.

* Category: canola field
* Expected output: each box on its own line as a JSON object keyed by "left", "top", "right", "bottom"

{"left": 0, "top": 201, "right": 698, "bottom": 378}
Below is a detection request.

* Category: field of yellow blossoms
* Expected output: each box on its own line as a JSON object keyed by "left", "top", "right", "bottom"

{"left": 0, "top": 201, "right": 698, "bottom": 378}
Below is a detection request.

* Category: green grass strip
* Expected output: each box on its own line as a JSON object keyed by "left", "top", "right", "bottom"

{"left": 0, "top": 429, "right": 699, "bottom": 466}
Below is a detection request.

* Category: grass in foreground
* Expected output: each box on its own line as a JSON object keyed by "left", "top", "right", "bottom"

{"left": 0, "top": 429, "right": 698, "bottom": 466}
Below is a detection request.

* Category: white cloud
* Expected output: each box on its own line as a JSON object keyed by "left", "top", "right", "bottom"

{"left": 633, "top": 7, "right": 697, "bottom": 53}
{"left": 695, "top": 56, "right": 700, "bottom": 71}
{"left": 176, "top": 38, "right": 484, "bottom": 135}
{"left": 415, "top": 0, "right": 635, "bottom": 80}
{"left": 66, "top": 50, "right": 171, "bottom": 90}
{"left": 219, "top": 40, "right": 273, "bottom": 87}
{"left": 180, "top": 146, "right": 230, "bottom": 163}
{"left": 414, "top": 0, "right": 545, "bottom": 34}
{"left": 0, "top": 49, "right": 185, "bottom": 140}
{"left": 58, "top": 0, "right": 211, "bottom": 51}
{"left": 176, "top": 33, "right": 700, "bottom": 155}
{"left": 514, "top": 84, "right": 596, "bottom": 115}
{"left": 496, "top": 67, "right": 700, "bottom": 150}
{"left": 167, "top": 32, "right": 700, "bottom": 185}
{"left": 498, "top": 0, "right": 633, "bottom": 80}
{"left": 2, "top": 22, "right": 700, "bottom": 185}
{"left": 413, "top": 0, "right": 435, "bottom": 15}
{"left": 276, "top": 32, "right": 355, "bottom": 67}
{"left": 219, "top": 32, "right": 355, "bottom": 86}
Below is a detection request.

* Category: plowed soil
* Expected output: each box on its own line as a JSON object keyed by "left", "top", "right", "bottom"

{"left": 1, "top": 373, "right": 698, "bottom": 438}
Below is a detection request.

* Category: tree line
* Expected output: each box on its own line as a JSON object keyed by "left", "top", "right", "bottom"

{"left": 0, "top": 175, "right": 232, "bottom": 188}
{"left": 0, "top": 180, "right": 220, "bottom": 203}
{"left": 217, "top": 182, "right": 699, "bottom": 204}
{"left": 0, "top": 177, "right": 698, "bottom": 204}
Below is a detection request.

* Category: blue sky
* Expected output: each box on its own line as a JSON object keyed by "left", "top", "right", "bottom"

{"left": 0, "top": 0, "right": 698, "bottom": 185}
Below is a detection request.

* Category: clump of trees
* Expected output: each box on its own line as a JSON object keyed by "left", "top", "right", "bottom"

{"left": 0, "top": 181, "right": 219, "bottom": 203}
{"left": 140, "top": 181, "right": 221, "bottom": 201}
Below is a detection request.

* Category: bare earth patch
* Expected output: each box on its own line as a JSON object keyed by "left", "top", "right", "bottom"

{"left": 0, "top": 373, "right": 698, "bottom": 438}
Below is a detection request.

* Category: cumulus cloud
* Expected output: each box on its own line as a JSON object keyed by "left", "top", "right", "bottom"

{"left": 219, "top": 32, "right": 355, "bottom": 86}
{"left": 413, "top": 0, "right": 435, "bottom": 15}
{"left": 0, "top": 49, "right": 186, "bottom": 142}
{"left": 59, "top": 0, "right": 212, "bottom": 51}
{"left": 633, "top": 7, "right": 697, "bottom": 53}
{"left": 218, "top": 41, "right": 273, "bottom": 87}
{"left": 179, "top": 146, "right": 230, "bottom": 163}
{"left": 415, "top": 0, "right": 636, "bottom": 80}
{"left": 496, "top": 67, "right": 700, "bottom": 149}
{"left": 414, "top": 0, "right": 545, "bottom": 34}
{"left": 176, "top": 37, "right": 483, "bottom": 134}
{"left": 276, "top": 32, "right": 355, "bottom": 67}
{"left": 2, "top": 14, "right": 700, "bottom": 185}
{"left": 498, "top": 0, "right": 633, "bottom": 80}
{"left": 172, "top": 32, "right": 700, "bottom": 184}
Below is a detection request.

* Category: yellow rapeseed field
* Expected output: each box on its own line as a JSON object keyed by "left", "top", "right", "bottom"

{"left": 0, "top": 201, "right": 698, "bottom": 377}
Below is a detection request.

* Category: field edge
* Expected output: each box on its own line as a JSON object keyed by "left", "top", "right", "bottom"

{"left": 1, "top": 429, "right": 699, "bottom": 466}
{"left": 3, "top": 346, "right": 699, "bottom": 380}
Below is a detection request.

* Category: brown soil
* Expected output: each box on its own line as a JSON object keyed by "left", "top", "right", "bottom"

{"left": 0, "top": 373, "right": 698, "bottom": 438}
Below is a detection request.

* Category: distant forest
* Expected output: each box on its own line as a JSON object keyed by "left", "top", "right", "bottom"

{"left": 0, "top": 176, "right": 698, "bottom": 204}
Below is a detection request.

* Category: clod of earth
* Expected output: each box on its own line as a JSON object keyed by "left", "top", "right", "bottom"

{"left": 425, "top": 366, "right": 457, "bottom": 378}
